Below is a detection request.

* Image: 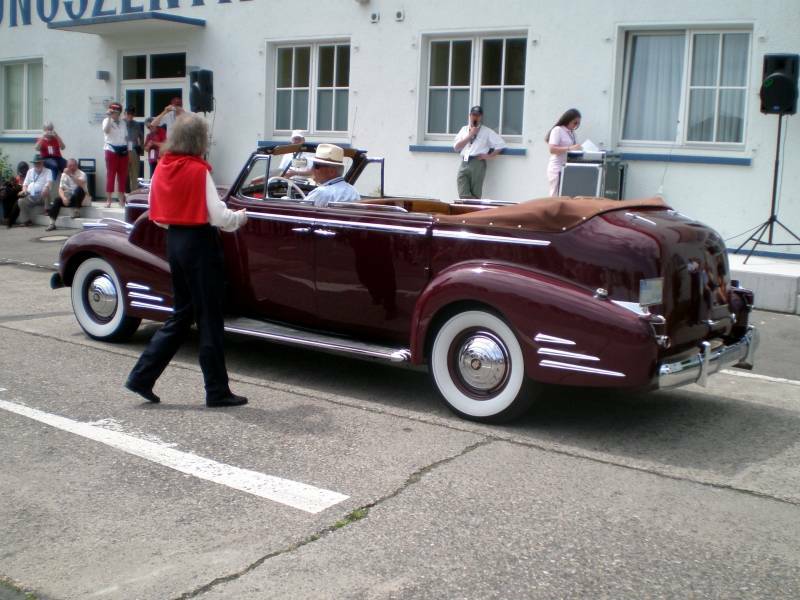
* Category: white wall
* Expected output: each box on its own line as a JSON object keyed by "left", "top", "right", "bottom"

{"left": 1, "top": 0, "right": 798, "bottom": 254}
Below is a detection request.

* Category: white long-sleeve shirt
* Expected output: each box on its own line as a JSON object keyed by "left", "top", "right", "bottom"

{"left": 153, "top": 171, "right": 247, "bottom": 232}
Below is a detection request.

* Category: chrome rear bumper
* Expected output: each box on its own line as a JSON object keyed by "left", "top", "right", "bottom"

{"left": 658, "top": 326, "right": 758, "bottom": 390}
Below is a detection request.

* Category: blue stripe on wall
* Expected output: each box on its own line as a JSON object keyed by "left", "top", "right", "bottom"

{"left": 409, "top": 145, "right": 526, "bottom": 156}
{"left": 620, "top": 152, "right": 751, "bottom": 166}
{"left": 258, "top": 140, "right": 352, "bottom": 149}
{"left": 0, "top": 136, "right": 38, "bottom": 143}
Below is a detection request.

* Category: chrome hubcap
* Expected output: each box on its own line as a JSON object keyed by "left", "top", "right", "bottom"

{"left": 456, "top": 332, "right": 509, "bottom": 393}
{"left": 87, "top": 274, "right": 117, "bottom": 319}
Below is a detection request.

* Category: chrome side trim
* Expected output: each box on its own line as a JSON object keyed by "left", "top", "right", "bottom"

{"left": 433, "top": 229, "right": 550, "bottom": 247}
{"left": 244, "top": 211, "right": 428, "bottom": 235}
{"left": 130, "top": 301, "right": 173, "bottom": 313}
{"left": 534, "top": 333, "right": 576, "bottom": 346}
{"left": 82, "top": 222, "right": 108, "bottom": 229}
{"left": 224, "top": 324, "right": 411, "bottom": 363}
{"left": 539, "top": 360, "right": 625, "bottom": 378}
{"left": 128, "top": 291, "right": 164, "bottom": 302}
{"left": 125, "top": 282, "right": 151, "bottom": 291}
{"left": 537, "top": 348, "right": 600, "bottom": 362}
{"left": 82, "top": 218, "right": 134, "bottom": 232}
{"left": 245, "top": 211, "right": 315, "bottom": 225}
{"left": 317, "top": 218, "right": 427, "bottom": 235}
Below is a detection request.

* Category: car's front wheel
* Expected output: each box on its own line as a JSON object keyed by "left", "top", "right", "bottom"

{"left": 71, "top": 257, "right": 141, "bottom": 342}
{"left": 430, "top": 309, "right": 538, "bottom": 423}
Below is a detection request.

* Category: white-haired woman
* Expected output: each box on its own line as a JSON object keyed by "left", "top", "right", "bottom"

{"left": 35, "top": 121, "right": 67, "bottom": 182}
{"left": 126, "top": 113, "right": 249, "bottom": 408}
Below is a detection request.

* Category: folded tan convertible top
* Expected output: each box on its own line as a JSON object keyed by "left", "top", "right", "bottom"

{"left": 437, "top": 196, "right": 670, "bottom": 233}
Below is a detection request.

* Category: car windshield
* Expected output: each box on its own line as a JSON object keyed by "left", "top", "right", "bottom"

{"left": 238, "top": 148, "right": 354, "bottom": 201}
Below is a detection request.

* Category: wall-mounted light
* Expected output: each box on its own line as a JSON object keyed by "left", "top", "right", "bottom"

{"left": 370, "top": 11, "right": 380, "bottom": 23}
{"left": 395, "top": 9, "right": 405, "bottom": 21}
{"left": 96, "top": 71, "right": 110, "bottom": 81}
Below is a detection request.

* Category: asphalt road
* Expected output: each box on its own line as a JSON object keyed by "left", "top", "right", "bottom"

{"left": 1, "top": 228, "right": 800, "bottom": 599}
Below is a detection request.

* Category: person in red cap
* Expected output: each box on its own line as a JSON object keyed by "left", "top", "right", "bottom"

{"left": 126, "top": 113, "right": 249, "bottom": 407}
{"left": 101, "top": 102, "right": 129, "bottom": 207}
{"left": 151, "top": 97, "right": 188, "bottom": 138}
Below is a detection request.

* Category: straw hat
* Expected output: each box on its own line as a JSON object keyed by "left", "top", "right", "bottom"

{"left": 312, "top": 143, "right": 345, "bottom": 167}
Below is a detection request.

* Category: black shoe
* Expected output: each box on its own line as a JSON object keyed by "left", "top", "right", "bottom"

{"left": 125, "top": 379, "right": 160, "bottom": 403}
{"left": 206, "top": 394, "right": 248, "bottom": 408}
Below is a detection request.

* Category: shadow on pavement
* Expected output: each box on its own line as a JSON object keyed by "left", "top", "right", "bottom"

{"left": 128, "top": 323, "right": 799, "bottom": 479}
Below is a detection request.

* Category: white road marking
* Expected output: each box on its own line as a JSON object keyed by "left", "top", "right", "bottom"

{"left": 721, "top": 370, "right": 800, "bottom": 388}
{"left": 0, "top": 398, "right": 348, "bottom": 514}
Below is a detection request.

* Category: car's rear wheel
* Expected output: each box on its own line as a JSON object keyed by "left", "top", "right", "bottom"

{"left": 71, "top": 257, "right": 141, "bottom": 341}
{"left": 430, "top": 310, "right": 538, "bottom": 423}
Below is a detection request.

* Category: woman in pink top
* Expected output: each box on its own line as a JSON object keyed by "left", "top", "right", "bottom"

{"left": 546, "top": 108, "right": 583, "bottom": 196}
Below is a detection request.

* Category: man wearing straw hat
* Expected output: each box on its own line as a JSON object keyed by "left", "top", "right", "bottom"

{"left": 305, "top": 144, "right": 360, "bottom": 208}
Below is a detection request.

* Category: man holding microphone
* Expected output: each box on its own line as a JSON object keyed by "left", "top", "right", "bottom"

{"left": 452, "top": 105, "right": 506, "bottom": 199}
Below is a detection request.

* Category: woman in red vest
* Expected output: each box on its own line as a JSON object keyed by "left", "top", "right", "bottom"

{"left": 125, "top": 113, "right": 249, "bottom": 407}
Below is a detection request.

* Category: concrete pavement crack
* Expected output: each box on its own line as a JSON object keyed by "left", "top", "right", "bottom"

{"left": 170, "top": 438, "right": 493, "bottom": 599}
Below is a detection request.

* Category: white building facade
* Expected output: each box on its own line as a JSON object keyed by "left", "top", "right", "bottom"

{"left": 1, "top": 0, "right": 798, "bottom": 255}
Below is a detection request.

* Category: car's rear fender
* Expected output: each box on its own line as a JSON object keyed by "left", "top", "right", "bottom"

{"left": 411, "top": 261, "right": 658, "bottom": 388}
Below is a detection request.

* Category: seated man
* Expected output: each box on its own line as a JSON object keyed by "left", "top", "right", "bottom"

{"left": 46, "top": 158, "right": 91, "bottom": 231}
{"left": 306, "top": 144, "right": 360, "bottom": 208}
{"left": 17, "top": 154, "right": 53, "bottom": 226}
{"left": 280, "top": 130, "right": 316, "bottom": 179}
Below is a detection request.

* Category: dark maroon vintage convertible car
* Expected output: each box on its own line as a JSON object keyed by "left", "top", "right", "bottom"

{"left": 52, "top": 144, "right": 758, "bottom": 422}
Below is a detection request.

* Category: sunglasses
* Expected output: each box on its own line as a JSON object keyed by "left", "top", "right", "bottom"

{"left": 312, "top": 163, "right": 323, "bottom": 170}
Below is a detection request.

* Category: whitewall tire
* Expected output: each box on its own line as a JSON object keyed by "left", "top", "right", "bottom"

{"left": 71, "top": 257, "right": 141, "bottom": 341}
{"left": 430, "top": 310, "right": 537, "bottom": 422}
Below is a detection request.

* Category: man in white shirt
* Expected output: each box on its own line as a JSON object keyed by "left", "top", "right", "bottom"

{"left": 151, "top": 97, "right": 190, "bottom": 138}
{"left": 280, "top": 130, "right": 316, "bottom": 178}
{"left": 46, "top": 158, "right": 90, "bottom": 230}
{"left": 306, "top": 144, "right": 360, "bottom": 208}
{"left": 452, "top": 105, "right": 506, "bottom": 199}
{"left": 18, "top": 154, "right": 53, "bottom": 226}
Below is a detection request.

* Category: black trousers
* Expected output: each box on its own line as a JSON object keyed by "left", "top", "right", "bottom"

{"left": 48, "top": 187, "right": 85, "bottom": 220}
{"left": 128, "top": 225, "right": 231, "bottom": 402}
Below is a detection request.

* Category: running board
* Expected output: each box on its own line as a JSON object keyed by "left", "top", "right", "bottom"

{"left": 223, "top": 317, "right": 412, "bottom": 363}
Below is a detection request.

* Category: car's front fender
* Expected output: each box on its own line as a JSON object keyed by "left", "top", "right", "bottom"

{"left": 411, "top": 261, "right": 659, "bottom": 388}
{"left": 58, "top": 227, "right": 172, "bottom": 320}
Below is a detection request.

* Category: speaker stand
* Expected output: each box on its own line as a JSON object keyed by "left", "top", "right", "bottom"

{"left": 735, "top": 113, "right": 800, "bottom": 263}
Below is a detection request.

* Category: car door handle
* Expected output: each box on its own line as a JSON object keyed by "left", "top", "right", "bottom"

{"left": 313, "top": 229, "right": 337, "bottom": 238}
{"left": 291, "top": 227, "right": 311, "bottom": 234}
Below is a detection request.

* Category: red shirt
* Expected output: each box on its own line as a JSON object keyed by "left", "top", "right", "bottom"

{"left": 148, "top": 153, "right": 211, "bottom": 226}
{"left": 145, "top": 128, "right": 167, "bottom": 162}
{"left": 37, "top": 135, "right": 62, "bottom": 159}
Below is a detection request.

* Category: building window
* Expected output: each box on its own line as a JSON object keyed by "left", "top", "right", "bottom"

{"left": 121, "top": 51, "right": 187, "bottom": 119}
{"left": 2, "top": 61, "right": 43, "bottom": 132}
{"left": 274, "top": 43, "right": 350, "bottom": 134}
{"left": 425, "top": 35, "right": 527, "bottom": 139}
{"left": 621, "top": 30, "right": 750, "bottom": 146}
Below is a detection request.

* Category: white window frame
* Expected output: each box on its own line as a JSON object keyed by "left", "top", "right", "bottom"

{"left": 271, "top": 40, "right": 351, "bottom": 137}
{"left": 618, "top": 27, "right": 751, "bottom": 150}
{"left": 421, "top": 32, "right": 528, "bottom": 144}
{"left": 1, "top": 59, "right": 44, "bottom": 134}
{"left": 119, "top": 48, "right": 188, "bottom": 120}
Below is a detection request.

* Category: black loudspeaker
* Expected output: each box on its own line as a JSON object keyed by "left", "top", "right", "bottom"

{"left": 190, "top": 69, "right": 214, "bottom": 113}
{"left": 760, "top": 54, "right": 798, "bottom": 115}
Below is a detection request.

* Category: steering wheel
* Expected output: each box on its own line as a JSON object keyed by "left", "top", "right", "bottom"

{"left": 267, "top": 176, "right": 307, "bottom": 200}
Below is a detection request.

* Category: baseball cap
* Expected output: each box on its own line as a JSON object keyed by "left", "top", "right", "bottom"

{"left": 469, "top": 105, "right": 483, "bottom": 115}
